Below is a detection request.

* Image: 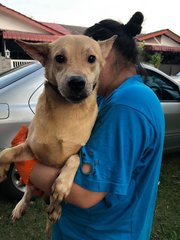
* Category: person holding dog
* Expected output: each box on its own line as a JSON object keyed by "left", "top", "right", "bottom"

{"left": 29, "top": 11, "right": 165, "bottom": 240}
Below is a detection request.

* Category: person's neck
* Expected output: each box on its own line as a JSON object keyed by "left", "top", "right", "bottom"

{"left": 104, "top": 65, "right": 137, "bottom": 96}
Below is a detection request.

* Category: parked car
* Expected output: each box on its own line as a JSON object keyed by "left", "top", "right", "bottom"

{"left": 0, "top": 63, "right": 44, "bottom": 200}
{"left": 0, "top": 62, "right": 180, "bottom": 200}
{"left": 171, "top": 74, "right": 180, "bottom": 83}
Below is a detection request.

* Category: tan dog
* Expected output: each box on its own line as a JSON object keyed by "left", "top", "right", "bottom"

{"left": 0, "top": 35, "right": 115, "bottom": 226}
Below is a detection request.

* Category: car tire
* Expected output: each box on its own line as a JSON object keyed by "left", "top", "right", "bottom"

{"left": 0, "top": 164, "right": 26, "bottom": 201}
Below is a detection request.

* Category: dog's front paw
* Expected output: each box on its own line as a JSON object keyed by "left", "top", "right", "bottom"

{"left": 0, "top": 163, "right": 10, "bottom": 183}
{"left": 51, "top": 176, "right": 73, "bottom": 203}
{"left": 47, "top": 176, "right": 73, "bottom": 223}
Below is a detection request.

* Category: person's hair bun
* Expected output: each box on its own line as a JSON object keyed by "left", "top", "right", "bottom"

{"left": 123, "top": 12, "right": 144, "bottom": 37}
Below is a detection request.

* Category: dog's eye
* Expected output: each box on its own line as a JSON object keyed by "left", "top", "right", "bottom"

{"left": 55, "top": 55, "right": 66, "bottom": 63}
{"left": 88, "top": 55, "right": 96, "bottom": 64}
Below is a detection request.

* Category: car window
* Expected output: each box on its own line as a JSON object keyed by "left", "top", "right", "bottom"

{"left": 144, "top": 69, "right": 180, "bottom": 101}
{"left": 0, "top": 62, "right": 42, "bottom": 89}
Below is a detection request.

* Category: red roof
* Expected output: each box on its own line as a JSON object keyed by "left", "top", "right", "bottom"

{"left": 145, "top": 45, "right": 180, "bottom": 52}
{"left": 0, "top": 4, "right": 67, "bottom": 36}
{"left": 0, "top": 4, "right": 71, "bottom": 42}
{"left": 136, "top": 29, "right": 180, "bottom": 53}
{"left": 2, "top": 30, "right": 61, "bottom": 42}
{"left": 137, "top": 29, "right": 180, "bottom": 44}
{"left": 41, "top": 22, "right": 71, "bottom": 35}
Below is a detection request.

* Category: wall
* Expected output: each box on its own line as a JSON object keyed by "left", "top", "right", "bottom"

{"left": 160, "top": 64, "right": 180, "bottom": 75}
{"left": 0, "top": 11, "right": 49, "bottom": 34}
{"left": 0, "top": 56, "right": 11, "bottom": 74}
{"left": 161, "top": 36, "right": 179, "bottom": 47}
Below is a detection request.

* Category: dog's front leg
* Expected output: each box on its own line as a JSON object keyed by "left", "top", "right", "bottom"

{"left": 0, "top": 142, "right": 34, "bottom": 182}
{"left": 48, "top": 154, "right": 80, "bottom": 223}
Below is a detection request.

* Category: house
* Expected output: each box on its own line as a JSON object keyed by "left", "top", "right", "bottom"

{"left": 0, "top": 3, "right": 179, "bottom": 75}
{"left": 61, "top": 24, "right": 87, "bottom": 35}
{"left": 0, "top": 4, "right": 70, "bottom": 59}
{"left": 136, "top": 29, "right": 180, "bottom": 75}
{"left": 0, "top": 3, "right": 72, "bottom": 72}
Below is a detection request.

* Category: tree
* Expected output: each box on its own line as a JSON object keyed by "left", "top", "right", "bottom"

{"left": 149, "top": 53, "right": 164, "bottom": 69}
{"left": 137, "top": 41, "right": 145, "bottom": 62}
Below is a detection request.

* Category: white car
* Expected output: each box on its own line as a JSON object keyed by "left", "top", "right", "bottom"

{"left": 0, "top": 62, "right": 180, "bottom": 200}
{"left": 171, "top": 74, "right": 180, "bottom": 83}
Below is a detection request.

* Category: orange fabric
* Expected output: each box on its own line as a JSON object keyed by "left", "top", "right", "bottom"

{"left": 11, "top": 124, "right": 28, "bottom": 146}
{"left": 11, "top": 125, "right": 37, "bottom": 185}
{"left": 14, "top": 160, "right": 37, "bottom": 185}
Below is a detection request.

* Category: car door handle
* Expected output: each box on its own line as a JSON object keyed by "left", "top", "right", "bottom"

{"left": 0, "top": 103, "right": 9, "bottom": 119}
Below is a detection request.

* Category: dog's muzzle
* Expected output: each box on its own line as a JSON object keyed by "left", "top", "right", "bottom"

{"left": 66, "top": 76, "right": 88, "bottom": 103}
{"left": 68, "top": 76, "right": 86, "bottom": 92}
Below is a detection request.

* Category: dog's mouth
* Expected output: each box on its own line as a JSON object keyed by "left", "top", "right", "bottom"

{"left": 66, "top": 93, "right": 88, "bottom": 103}
{"left": 47, "top": 78, "right": 97, "bottom": 104}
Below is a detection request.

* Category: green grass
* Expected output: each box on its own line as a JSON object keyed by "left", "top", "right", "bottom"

{"left": 0, "top": 199, "right": 47, "bottom": 240}
{"left": 0, "top": 153, "right": 179, "bottom": 240}
{"left": 151, "top": 153, "right": 180, "bottom": 240}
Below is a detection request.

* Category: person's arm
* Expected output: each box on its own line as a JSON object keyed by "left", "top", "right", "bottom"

{"left": 30, "top": 162, "right": 107, "bottom": 208}
{"left": 66, "top": 182, "right": 107, "bottom": 208}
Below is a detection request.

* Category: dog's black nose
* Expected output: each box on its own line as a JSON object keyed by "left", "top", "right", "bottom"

{"left": 68, "top": 76, "right": 85, "bottom": 91}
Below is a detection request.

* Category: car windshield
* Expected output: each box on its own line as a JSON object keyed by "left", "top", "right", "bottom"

{"left": 0, "top": 62, "right": 42, "bottom": 89}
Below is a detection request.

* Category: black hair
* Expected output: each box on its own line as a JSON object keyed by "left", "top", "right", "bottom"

{"left": 84, "top": 12, "right": 144, "bottom": 65}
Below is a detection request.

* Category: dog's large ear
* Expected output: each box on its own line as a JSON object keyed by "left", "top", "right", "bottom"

{"left": 16, "top": 40, "right": 49, "bottom": 66}
{"left": 98, "top": 35, "right": 117, "bottom": 59}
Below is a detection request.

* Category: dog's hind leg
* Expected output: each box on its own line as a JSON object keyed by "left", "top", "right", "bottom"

{"left": 12, "top": 184, "right": 35, "bottom": 221}
{"left": 0, "top": 142, "right": 34, "bottom": 182}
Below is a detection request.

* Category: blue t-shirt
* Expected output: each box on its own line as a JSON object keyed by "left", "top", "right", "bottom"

{"left": 52, "top": 75, "right": 165, "bottom": 240}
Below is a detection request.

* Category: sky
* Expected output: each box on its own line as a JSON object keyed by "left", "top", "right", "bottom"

{"left": 0, "top": 0, "right": 180, "bottom": 35}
